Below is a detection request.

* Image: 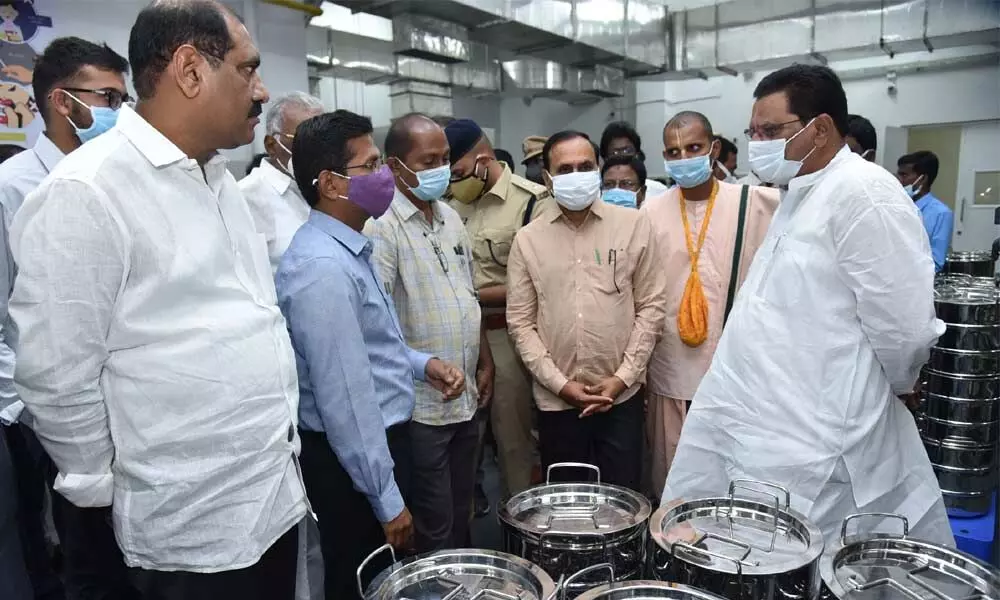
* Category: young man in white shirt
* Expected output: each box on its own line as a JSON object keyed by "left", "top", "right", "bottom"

{"left": 0, "top": 35, "right": 132, "bottom": 600}
{"left": 239, "top": 91, "right": 324, "bottom": 273}
{"left": 9, "top": 1, "right": 306, "bottom": 598}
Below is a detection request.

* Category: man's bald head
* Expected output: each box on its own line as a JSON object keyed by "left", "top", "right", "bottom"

{"left": 665, "top": 110, "right": 714, "bottom": 140}
{"left": 384, "top": 112, "right": 442, "bottom": 159}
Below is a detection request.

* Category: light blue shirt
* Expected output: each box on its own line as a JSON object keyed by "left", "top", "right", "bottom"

{"left": 276, "top": 210, "right": 431, "bottom": 522}
{"left": 915, "top": 192, "right": 954, "bottom": 272}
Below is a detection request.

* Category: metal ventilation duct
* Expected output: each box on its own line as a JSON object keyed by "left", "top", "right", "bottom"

{"left": 332, "top": 0, "right": 669, "bottom": 77}
{"left": 665, "top": 0, "right": 999, "bottom": 79}
{"left": 392, "top": 14, "right": 471, "bottom": 63}
{"left": 501, "top": 58, "right": 625, "bottom": 104}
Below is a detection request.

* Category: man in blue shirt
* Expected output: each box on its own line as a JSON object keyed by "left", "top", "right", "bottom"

{"left": 897, "top": 151, "right": 953, "bottom": 272}
{"left": 276, "top": 110, "right": 465, "bottom": 600}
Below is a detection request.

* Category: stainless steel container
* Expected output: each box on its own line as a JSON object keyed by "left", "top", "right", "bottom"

{"left": 922, "top": 369, "right": 1000, "bottom": 400}
{"left": 921, "top": 393, "right": 999, "bottom": 423}
{"left": 934, "top": 324, "right": 1000, "bottom": 351}
{"left": 916, "top": 413, "right": 999, "bottom": 445}
{"left": 934, "top": 285, "right": 1000, "bottom": 324}
{"left": 498, "top": 463, "right": 651, "bottom": 596}
{"left": 649, "top": 480, "right": 824, "bottom": 600}
{"left": 932, "top": 463, "right": 996, "bottom": 493}
{"left": 922, "top": 436, "right": 996, "bottom": 469}
{"left": 358, "top": 545, "right": 558, "bottom": 600}
{"left": 944, "top": 250, "right": 996, "bottom": 278}
{"left": 820, "top": 513, "right": 1000, "bottom": 599}
{"left": 942, "top": 489, "right": 996, "bottom": 518}
{"left": 575, "top": 580, "right": 729, "bottom": 600}
{"left": 927, "top": 347, "right": 1000, "bottom": 376}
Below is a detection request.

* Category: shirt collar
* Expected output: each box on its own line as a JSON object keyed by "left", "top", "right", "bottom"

{"left": 549, "top": 195, "right": 606, "bottom": 223}
{"left": 787, "top": 144, "right": 852, "bottom": 194}
{"left": 117, "top": 104, "right": 227, "bottom": 172}
{"left": 390, "top": 186, "right": 444, "bottom": 224}
{"left": 915, "top": 192, "right": 938, "bottom": 210}
{"left": 308, "top": 209, "right": 370, "bottom": 256}
{"left": 483, "top": 162, "right": 513, "bottom": 201}
{"left": 259, "top": 158, "right": 292, "bottom": 195}
{"left": 32, "top": 132, "right": 64, "bottom": 174}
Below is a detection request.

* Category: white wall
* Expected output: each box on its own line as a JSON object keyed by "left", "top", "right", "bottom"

{"left": 635, "top": 64, "right": 1000, "bottom": 176}
{"left": 28, "top": 0, "right": 309, "bottom": 170}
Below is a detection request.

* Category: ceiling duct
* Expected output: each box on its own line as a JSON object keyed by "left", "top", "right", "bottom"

{"left": 501, "top": 58, "right": 625, "bottom": 104}
{"left": 332, "top": 0, "right": 669, "bottom": 77}
{"left": 391, "top": 80, "right": 454, "bottom": 118}
{"left": 392, "top": 14, "right": 471, "bottom": 63}
{"left": 662, "top": 0, "right": 999, "bottom": 80}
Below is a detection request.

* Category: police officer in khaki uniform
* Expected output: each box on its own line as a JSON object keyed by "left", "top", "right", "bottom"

{"left": 521, "top": 135, "right": 547, "bottom": 185}
{"left": 444, "top": 119, "right": 553, "bottom": 497}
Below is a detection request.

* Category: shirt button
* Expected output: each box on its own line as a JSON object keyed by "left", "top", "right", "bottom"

{"left": 578, "top": 313, "right": 583, "bottom": 318}
{"left": 576, "top": 259, "right": 581, "bottom": 264}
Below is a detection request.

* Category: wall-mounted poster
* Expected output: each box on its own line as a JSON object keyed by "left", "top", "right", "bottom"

{"left": 0, "top": 0, "right": 53, "bottom": 147}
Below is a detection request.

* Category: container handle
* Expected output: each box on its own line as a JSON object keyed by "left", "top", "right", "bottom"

{"left": 546, "top": 462, "right": 601, "bottom": 485}
{"left": 840, "top": 513, "right": 909, "bottom": 545}
{"left": 727, "top": 479, "right": 789, "bottom": 553}
{"left": 561, "top": 563, "right": 614, "bottom": 600}
{"left": 467, "top": 590, "right": 522, "bottom": 600}
{"left": 356, "top": 543, "right": 396, "bottom": 598}
{"left": 671, "top": 540, "right": 746, "bottom": 578}
{"left": 543, "top": 575, "right": 566, "bottom": 600}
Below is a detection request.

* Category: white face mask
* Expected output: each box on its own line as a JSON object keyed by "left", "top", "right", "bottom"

{"left": 549, "top": 170, "right": 601, "bottom": 211}
{"left": 747, "top": 118, "right": 817, "bottom": 186}
{"left": 276, "top": 137, "right": 294, "bottom": 177}
{"left": 716, "top": 161, "right": 737, "bottom": 183}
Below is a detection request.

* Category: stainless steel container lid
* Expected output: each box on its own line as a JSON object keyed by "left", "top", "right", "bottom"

{"left": 649, "top": 480, "right": 824, "bottom": 576}
{"left": 947, "top": 251, "right": 995, "bottom": 262}
{"left": 575, "top": 580, "right": 729, "bottom": 600}
{"left": 360, "top": 546, "right": 558, "bottom": 600}
{"left": 498, "top": 463, "right": 651, "bottom": 538}
{"left": 822, "top": 514, "right": 1000, "bottom": 599}
{"left": 934, "top": 285, "right": 1000, "bottom": 304}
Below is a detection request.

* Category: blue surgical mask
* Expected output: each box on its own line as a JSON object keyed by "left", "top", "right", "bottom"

{"left": 64, "top": 91, "right": 119, "bottom": 143}
{"left": 904, "top": 175, "right": 924, "bottom": 199}
{"left": 602, "top": 188, "right": 637, "bottom": 209}
{"left": 400, "top": 162, "right": 451, "bottom": 202}
{"left": 664, "top": 153, "right": 714, "bottom": 189}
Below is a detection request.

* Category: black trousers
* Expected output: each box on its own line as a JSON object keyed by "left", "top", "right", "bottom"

{"left": 127, "top": 523, "right": 298, "bottom": 600}
{"left": 409, "top": 418, "right": 480, "bottom": 552}
{"left": 7, "top": 424, "right": 136, "bottom": 600}
{"left": 300, "top": 423, "right": 412, "bottom": 600}
{"left": 538, "top": 393, "right": 644, "bottom": 492}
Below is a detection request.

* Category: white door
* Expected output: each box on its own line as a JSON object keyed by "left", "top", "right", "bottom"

{"left": 881, "top": 126, "right": 908, "bottom": 173}
{"left": 952, "top": 120, "right": 1000, "bottom": 252}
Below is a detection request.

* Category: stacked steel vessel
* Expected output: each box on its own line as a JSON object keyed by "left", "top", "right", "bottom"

{"left": 920, "top": 252, "right": 999, "bottom": 517}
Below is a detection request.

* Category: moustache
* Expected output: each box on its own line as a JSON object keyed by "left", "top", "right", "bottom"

{"left": 248, "top": 101, "right": 262, "bottom": 118}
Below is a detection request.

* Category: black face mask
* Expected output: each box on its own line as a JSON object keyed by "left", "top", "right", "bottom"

{"left": 524, "top": 161, "right": 544, "bottom": 185}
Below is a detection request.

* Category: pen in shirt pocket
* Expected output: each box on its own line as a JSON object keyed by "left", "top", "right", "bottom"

{"left": 594, "top": 249, "right": 601, "bottom": 265}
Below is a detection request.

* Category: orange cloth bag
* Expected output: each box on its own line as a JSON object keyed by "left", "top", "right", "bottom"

{"left": 677, "top": 183, "right": 718, "bottom": 347}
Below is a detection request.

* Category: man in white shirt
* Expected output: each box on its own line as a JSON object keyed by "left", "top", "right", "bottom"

{"left": 663, "top": 65, "right": 953, "bottom": 561}
{"left": 239, "top": 91, "right": 323, "bottom": 273}
{"left": 0, "top": 36, "right": 133, "bottom": 600}
{"left": 9, "top": 2, "right": 306, "bottom": 598}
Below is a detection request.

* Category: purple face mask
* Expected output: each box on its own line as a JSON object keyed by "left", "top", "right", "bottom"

{"left": 333, "top": 165, "right": 395, "bottom": 218}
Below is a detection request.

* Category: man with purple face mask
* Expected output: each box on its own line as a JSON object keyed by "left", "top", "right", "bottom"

{"left": 277, "top": 110, "right": 467, "bottom": 600}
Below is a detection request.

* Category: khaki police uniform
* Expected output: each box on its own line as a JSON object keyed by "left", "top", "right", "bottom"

{"left": 449, "top": 164, "right": 553, "bottom": 497}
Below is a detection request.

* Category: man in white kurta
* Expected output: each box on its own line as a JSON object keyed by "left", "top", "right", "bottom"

{"left": 663, "top": 64, "right": 953, "bottom": 554}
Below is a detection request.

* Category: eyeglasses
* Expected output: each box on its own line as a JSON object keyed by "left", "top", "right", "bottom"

{"left": 608, "top": 147, "right": 637, "bottom": 157}
{"left": 61, "top": 87, "right": 132, "bottom": 110}
{"left": 744, "top": 119, "right": 802, "bottom": 140}
{"left": 424, "top": 232, "right": 449, "bottom": 273}
{"left": 344, "top": 157, "right": 383, "bottom": 173}
{"left": 602, "top": 178, "right": 640, "bottom": 192}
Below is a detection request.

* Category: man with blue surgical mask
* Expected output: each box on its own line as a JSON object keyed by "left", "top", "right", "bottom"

{"left": 367, "top": 112, "right": 493, "bottom": 552}
{"left": 600, "top": 154, "right": 647, "bottom": 209}
{"left": 640, "top": 111, "right": 777, "bottom": 497}
{"left": 506, "top": 130, "right": 667, "bottom": 493}
{"left": 897, "top": 151, "right": 952, "bottom": 272}
{"left": 0, "top": 36, "right": 131, "bottom": 600}
{"left": 663, "top": 65, "right": 953, "bottom": 563}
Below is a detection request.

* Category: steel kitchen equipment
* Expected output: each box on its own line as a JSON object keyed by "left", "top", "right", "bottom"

{"left": 820, "top": 513, "right": 1000, "bottom": 599}
{"left": 648, "top": 480, "right": 824, "bottom": 600}
{"left": 498, "top": 463, "right": 651, "bottom": 597}
{"left": 920, "top": 279, "right": 1000, "bottom": 517}
{"left": 943, "top": 251, "right": 996, "bottom": 278}
{"left": 358, "top": 544, "right": 559, "bottom": 600}
{"left": 574, "top": 580, "right": 730, "bottom": 600}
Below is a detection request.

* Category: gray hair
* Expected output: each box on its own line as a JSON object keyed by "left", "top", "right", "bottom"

{"left": 265, "top": 92, "right": 324, "bottom": 136}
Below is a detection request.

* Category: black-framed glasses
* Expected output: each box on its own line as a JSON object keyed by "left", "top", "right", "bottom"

{"left": 744, "top": 119, "right": 802, "bottom": 140}
{"left": 602, "top": 178, "right": 640, "bottom": 192}
{"left": 61, "top": 87, "right": 131, "bottom": 110}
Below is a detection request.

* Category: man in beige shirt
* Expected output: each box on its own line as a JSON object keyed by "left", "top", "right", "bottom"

{"left": 507, "top": 130, "right": 667, "bottom": 491}
{"left": 642, "top": 111, "right": 779, "bottom": 495}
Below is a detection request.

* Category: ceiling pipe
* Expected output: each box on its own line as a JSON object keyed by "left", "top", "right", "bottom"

{"left": 262, "top": 0, "right": 324, "bottom": 17}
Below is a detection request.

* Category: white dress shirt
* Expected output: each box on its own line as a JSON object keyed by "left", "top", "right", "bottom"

{"left": 239, "top": 159, "right": 310, "bottom": 273}
{"left": 0, "top": 133, "right": 64, "bottom": 425}
{"left": 663, "top": 147, "right": 953, "bottom": 552}
{"left": 9, "top": 105, "right": 307, "bottom": 572}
